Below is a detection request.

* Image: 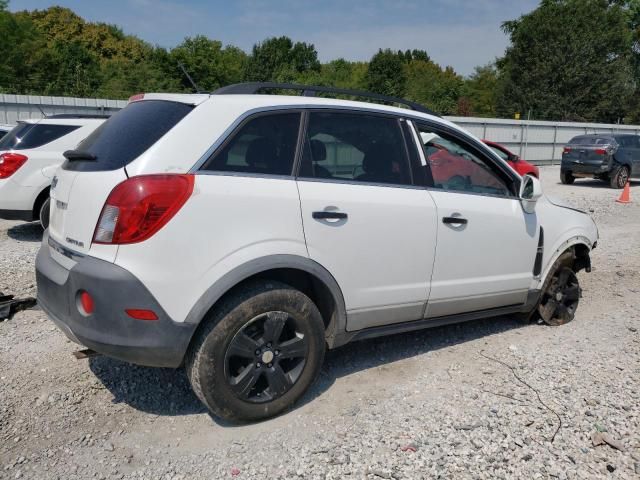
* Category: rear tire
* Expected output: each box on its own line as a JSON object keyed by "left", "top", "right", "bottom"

{"left": 38, "top": 197, "right": 51, "bottom": 230}
{"left": 560, "top": 171, "right": 575, "bottom": 184}
{"left": 610, "top": 164, "right": 629, "bottom": 189}
{"left": 185, "top": 281, "right": 326, "bottom": 423}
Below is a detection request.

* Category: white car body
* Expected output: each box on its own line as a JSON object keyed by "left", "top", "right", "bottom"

{"left": 0, "top": 116, "right": 106, "bottom": 224}
{"left": 35, "top": 87, "right": 598, "bottom": 419}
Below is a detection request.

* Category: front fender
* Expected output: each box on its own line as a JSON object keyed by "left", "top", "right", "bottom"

{"left": 532, "top": 197, "right": 598, "bottom": 290}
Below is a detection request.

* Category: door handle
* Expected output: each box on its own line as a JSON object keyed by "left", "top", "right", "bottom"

{"left": 442, "top": 216, "right": 468, "bottom": 225}
{"left": 312, "top": 211, "right": 348, "bottom": 220}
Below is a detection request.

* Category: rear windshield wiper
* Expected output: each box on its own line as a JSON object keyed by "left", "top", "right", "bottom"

{"left": 63, "top": 150, "right": 97, "bottom": 161}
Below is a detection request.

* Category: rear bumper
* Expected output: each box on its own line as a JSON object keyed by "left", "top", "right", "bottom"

{"left": 0, "top": 209, "right": 34, "bottom": 221}
{"left": 36, "top": 233, "right": 197, "bottom": 367}
{"left": 561, "top": 159, "right": 610, "bottom": 176}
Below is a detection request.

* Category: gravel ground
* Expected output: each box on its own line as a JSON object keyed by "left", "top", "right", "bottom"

{"left": 1, "top": 166, "right": 639, "bottom": 480}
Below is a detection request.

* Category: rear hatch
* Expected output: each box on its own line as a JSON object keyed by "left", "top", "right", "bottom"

{"left": 48, "top": 99, "right": 196, "bottom": 262}
{"left": 563, "top": 136, "right": 614, "bottom": 166}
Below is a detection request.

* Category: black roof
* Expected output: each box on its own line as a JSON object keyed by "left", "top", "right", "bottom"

{"left": 213, "top": 82, "right": 440, "bottom": 117}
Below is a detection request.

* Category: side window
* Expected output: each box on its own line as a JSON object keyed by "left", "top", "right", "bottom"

{"left": 299, "top": 112, "right": 412, "bottom": 186}
{"left": 415, "top": 124, "right": 511, "bottom": 196}
{"left": 201, "top": 112, "right": 301, "bottom": 176}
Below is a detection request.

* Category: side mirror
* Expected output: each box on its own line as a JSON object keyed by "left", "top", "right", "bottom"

{"left": 508, "top": 153, "right": 520, "bottom": 162}
{"left": 519, "top": 174, "right": 542, "bottom": 213}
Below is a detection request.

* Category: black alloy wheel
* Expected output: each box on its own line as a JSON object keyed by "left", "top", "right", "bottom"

{"left": 225, "top": 311, "right": 308, "bottom": 403}
{"left": 538, "top": 266, "right": 581, "bottom": 326}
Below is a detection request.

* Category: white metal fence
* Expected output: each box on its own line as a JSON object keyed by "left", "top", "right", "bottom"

{"left": 446, "top": 116, "right": 640, "bottom": 165}
{"left": 2, "top": 94, "right": 639, "bottom": 166}
{"left": 0, "top": 94, "right": 126, "bottom": 125}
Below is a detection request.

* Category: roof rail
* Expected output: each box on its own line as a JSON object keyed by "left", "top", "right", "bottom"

{"left": 213, "top": 82, "right": 439, "bottom": 117}
{"left": 45, "top": 114, "right": 111, "bottom": 119}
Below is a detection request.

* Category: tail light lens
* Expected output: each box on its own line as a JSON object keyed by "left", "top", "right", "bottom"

{"left": 594, "top": 148, "right": 607, "bottom": 155}
{"left": 562, "top": 147, "right": 572, "bottom": 154}
{"left": 0, "top": 153, "right": 28, "bottom": 179}
{"left": 93, "top": 174, "right": 194, "bottom": 245}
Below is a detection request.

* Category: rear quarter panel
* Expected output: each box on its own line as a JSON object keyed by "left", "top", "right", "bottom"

{"left": 112, "top": 175, "right": 308, "bottom": 324}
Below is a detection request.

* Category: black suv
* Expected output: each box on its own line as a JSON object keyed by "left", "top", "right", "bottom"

{"left": 561, "top": 134, "right": 639, "bottom": 188}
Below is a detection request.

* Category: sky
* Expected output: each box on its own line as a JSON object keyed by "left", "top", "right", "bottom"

{"left": 9, "top": 0, "right": 539, "bottom": 76}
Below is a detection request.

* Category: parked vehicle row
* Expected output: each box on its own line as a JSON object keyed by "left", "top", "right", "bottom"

{"left": 0, "top": 115, "right": 107, "bottom": 228}
{"left": 32, "top": 83, "right": 597, "bottom": 422}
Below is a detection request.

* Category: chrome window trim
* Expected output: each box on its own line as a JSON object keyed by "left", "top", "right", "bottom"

{"left": 408, "top": 120, "right": 427, "bottom": 167}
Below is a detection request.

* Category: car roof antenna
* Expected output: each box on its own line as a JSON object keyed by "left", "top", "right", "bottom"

{"left": 36, "top": 104, "right": 46, "bottom": 117}
{"left": 178, "top": 62, "right": 204, "bottom": 94}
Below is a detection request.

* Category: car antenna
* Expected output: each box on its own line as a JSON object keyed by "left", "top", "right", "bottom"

{"left": 178, "top": 62, "right": 204, "bottom": 93}
{"left": 36, "top": 104, "right": 46, "bottom": 117}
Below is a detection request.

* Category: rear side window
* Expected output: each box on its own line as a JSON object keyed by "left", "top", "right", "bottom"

{"left": 201, "top": 112, "right": 301, "bottom": 176}
{"left": 298, "top": 112, "right": 412, "bottom": 186}
{"left": 0, "top": 123, "right": 79, "bottom": 150}
{"left": 63, "top": 100, "right": 193, "bottom": 172}
{"left": 615, "top": 136, "right": 639, "bottom": 147}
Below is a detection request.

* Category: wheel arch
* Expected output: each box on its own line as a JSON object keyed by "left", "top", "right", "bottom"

{"left": 32, "top": 186, "right": 50, "bottom": 220}
{"left": 183, "top": 255, "right": 347, "bottom": 349}
{"left": 536, "top": 236, "right": 592, "bottom": 290}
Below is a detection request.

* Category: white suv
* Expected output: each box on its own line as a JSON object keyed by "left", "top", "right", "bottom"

{"left": 0, "top": 115, "right": 106, "bottom": 228}
{"left": 36, "top": 84, "right": 598, "bottom": 422}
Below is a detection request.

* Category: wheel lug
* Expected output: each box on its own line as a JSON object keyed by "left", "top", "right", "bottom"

{"left": 266, "top": 342, "right": 272, "bottom": 348}
{"left": 255, "top": 349, "right": 260, "bottom": 355}
{"left": 268, "top": 363, "right": 272, "bottom": 368}
{"left": 256, "top": 362, "right": 261, "bottom": 368}
{"left": 275, "top": 350, "right": 280, "bottom": 356}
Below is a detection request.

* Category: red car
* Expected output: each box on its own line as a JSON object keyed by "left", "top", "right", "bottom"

{"left": 482, "top": 140, "right": 539, "bottom": 178}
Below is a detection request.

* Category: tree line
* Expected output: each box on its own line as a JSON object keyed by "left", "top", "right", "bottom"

{"left": 2, "top": 0, "right": 640, "bottom": 123}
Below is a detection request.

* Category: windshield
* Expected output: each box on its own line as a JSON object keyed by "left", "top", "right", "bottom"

{"left": 488, "top": 145, "right": 509, "bottom": 161}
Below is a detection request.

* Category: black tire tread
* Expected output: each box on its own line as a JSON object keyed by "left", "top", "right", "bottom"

{"left": 536, "top": 250, "right": 576, "bottom": 326}
{"left": 610, "top": 164, "right": 629, "bottom": 189}
{"left": 560, "top": 171, "right": 575, "bottom": 185}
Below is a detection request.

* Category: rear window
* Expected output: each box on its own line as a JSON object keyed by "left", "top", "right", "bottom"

{"left": 569, "top": 136, "right": 612, "bottom": 145}
{"left": 63, "top": 100, "right": 193, "bottom": 172}
{"left": 0, "top": 123, "right": 80, "bottom": 150}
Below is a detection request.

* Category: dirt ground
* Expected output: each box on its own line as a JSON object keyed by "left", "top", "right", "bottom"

{"left": 1, "top": 166, "right": 639, "bottom": 479}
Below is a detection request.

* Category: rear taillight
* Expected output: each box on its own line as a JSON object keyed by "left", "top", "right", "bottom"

{"left": 93, "top": 174, "right": 194, "bottom": 245}
{"left": 563, "top": 147, "right": 572, "bottom": 154}
{"left": 594, "top": 148, "right": 607, "bottom": 155}
{"left": 0, "top": 153, "right": 28, "bottom": 179}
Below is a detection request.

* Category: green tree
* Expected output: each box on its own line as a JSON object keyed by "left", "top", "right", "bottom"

{"left": 461, "top": 64, "right": 499, "bottom": 117}
{"left": 366, "top": 49, "right": 407, "bottom": 97}
{"left": 405, "top": 60, "right": 463, "bottom": 115}
{"left": 244, "top": 36, "right": 320, "bottom": 82}
{"left": 497, "top": 0, "right": 634, "bottom": 122}
{"left": 170, "top": 36, "right": 247, "bottom": 91}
